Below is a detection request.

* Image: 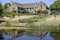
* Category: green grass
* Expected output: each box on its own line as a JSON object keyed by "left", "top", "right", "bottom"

{"left": 24, "top": 23, "right": 60, "bottom": 32}
{"left": 9, "top": 20, "right": 19, "bottom": 24}
{"left": 38, "top": 15, "right": 51, "bottom": 22}
{"left": 33, "top": 15, "right": 51, "bottom": 26}
{"left": 5, "top": 20, "right": 19, "bottom": 27}
{"left": 0, "top": 26, "right": 36, "bottom": 30}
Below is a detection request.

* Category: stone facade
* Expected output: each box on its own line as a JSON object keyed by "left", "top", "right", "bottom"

{"left": 7, "top": 2, "right": 50, "bottom": 14}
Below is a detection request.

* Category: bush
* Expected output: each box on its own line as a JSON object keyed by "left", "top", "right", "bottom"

{"left": 9, "top": 20, "right": 19, "bottom": 24}
{"left": 5, "top": 21, "right": 11, "bottom": 27}
{"left": 25, "top": 23, "right": 38, "bottom": 35}
{"left": 27, "top": 18, "right": 34, "bottom": 23}
{"left": 19, "top": 18, "right": 38, "bottom": 23}
{"left": 19, "top": 19, "right": 28, "bottom": 23}
{"left": 25, "top": 23, "right": 38, "bottom": 29}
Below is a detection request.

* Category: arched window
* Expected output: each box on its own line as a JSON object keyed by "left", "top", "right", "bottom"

{"left": 41, "top": 5, "right": 42, "bottom": 9}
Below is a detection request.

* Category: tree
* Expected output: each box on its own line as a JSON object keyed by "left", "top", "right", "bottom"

{"left": 37, "top": 10, "right": 43, "bottom": 18}
{"left": 3, "top": 9, "right": 8, "bottom": 17}
{"left": 51, "top": 10, "right": 58, "bottom": 20}
{"left": 4, "top": 3, "right": 10, "bottom": 9}
{"left": 6, "top": 11, "right": 12, "bottom": 18}
{"left": 50, "top": 0, "right": 60, "bottom": 19}
{"left": 50, "top": 3, "right": 57, "bottom": 10}
{"left": 11, "top": 10, "right": 17, "bottom": 18}
{"left": 3, "top": 9, "right": 17, "bottom": 18}
{"left": 50, "top": 31, "right": 60, "bottom": 40}
{"left": 50, "top": 0, "right": 60, "bottom": 11}
{"left": 43, "top": 10, "right": 48, "bottom": 17}
{"left": 23, "top": 10, "right": 30, "bottom": 15}
{"left": 0, "top": 2, "right": 4, "bottom": 18}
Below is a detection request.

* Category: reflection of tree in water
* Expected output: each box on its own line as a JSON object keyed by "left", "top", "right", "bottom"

{"left": 25, "top": 29, "right": 48, "bottom": 38}
{"left": 0, "top": 30, "right": 5, "bottom": 40}
{"left": 0, "top": 29, "right": 48, "bottom": 39}
{"left": 50, "top": 31, "right": 60, "bottom": 40}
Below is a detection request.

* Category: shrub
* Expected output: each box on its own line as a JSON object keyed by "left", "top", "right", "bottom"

{"left": 19, "top": 18, "right": 38, "bottom": 23}
{"left": 25, "top": 23, "right": 38, "bottom": 29}
{"left": 5, "top": 21, "right": 11, "bottom": 27}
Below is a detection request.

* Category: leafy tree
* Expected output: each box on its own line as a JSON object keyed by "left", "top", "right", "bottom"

{"left": 30, "top": 11, "right": 33, "bottom": 15}
{"left": 50, "top": 0, "right": 60, "bottom": 11}
{"left": 50, "top": 31, "right": 60, "bottom": 40}
{"left": 4, "top": 3, "right": 10, "bottom": 9}
{"left": 50, "top": 0, "right": 60, "bottom": 19}
{"left": 43, "top": 10, "right": 48, "bottom": 17}
{"left": 7, "top": 10, "right": 17, "bottom": 18}
{"left": 3, "top": 3, "right": 11, "bottom": 17}
{"left": 23, "top": 10, "right": 30, "bottom": 15}
{"left": 37, "top": 10, "right": 43, "bottom": 18}
{"left": 37, "top": 10, "right": 43, "bottom": 14}
{"left": 3, "top": 9, "right": 17, "bottom": 18}
{"left": 50, "top": 3, "right": 57, "bottom": 10}
{"left": 0, "top": 2, "right": 4, "bottom": 18}
{"left": 11, "top": 10, "right": 17, "bottom": 17}
{"left": 3, "top": 9, "right": 7, "bottom": 17}
{"left": 51, "top": 10, "right": 58, "bottom": 20}
{"left": 6, "top": 11, "right": 12, "bottom": 18}
{"left": 5, "top": 21, "right": 11, "bottom": 27}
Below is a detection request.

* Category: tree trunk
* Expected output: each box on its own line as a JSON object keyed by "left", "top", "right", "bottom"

{"left": 54, "top": 15, "right": 56, "bottom": 20}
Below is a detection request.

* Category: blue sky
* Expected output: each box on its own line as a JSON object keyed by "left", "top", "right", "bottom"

{"left": 0, "top": 0, "right": 55, "bottom": 6}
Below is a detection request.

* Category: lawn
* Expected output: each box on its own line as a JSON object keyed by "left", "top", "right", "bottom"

{"left": 9, "top": 20, "right": 19, "bottom": 24}
{"left": 0, "top": 26, "right": 36, "bottom": 30}
{"left": 26, "top": 15, "right": 60, "bottom": 30}
{"left": 33, "top": 15, "right": 51, "bottom": 25}
{"left": 1, "top": 15, "right": 60, "bottom": 30}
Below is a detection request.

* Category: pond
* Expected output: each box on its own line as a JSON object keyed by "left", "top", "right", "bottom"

{"left": 0, "top": 29, "right": 60, "bottom": 40}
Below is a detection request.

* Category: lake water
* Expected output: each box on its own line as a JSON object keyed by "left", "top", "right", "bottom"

{"left": 0, "top": 29, "right": 60, "bottom": 40}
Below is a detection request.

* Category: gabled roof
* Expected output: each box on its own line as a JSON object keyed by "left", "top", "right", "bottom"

{"left": 12, "top": 2, "right": 24, "bottom": 7}
{"left": 11, "top": 2, "right": 49, "bottom": 8}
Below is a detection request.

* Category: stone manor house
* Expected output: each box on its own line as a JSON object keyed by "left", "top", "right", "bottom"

{"left": 7, "top": 2, "right": 50, "bottom": 14}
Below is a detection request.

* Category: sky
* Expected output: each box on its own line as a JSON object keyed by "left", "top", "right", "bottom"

{"left": 0, "top": 0, "right": 55, "bottom": 7}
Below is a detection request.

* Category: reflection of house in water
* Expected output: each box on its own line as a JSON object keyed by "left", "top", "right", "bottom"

{"left": 2, "top": 30, "right": 25, "bottom": 38}
{"left": 2, "top": 30, "right": 54, "bottom": 40}
{"left": 32, "top": 32, "right": 48, "bottom": 38}
{"left": 3, "top": 30, "right": 48, "bottom": 38}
